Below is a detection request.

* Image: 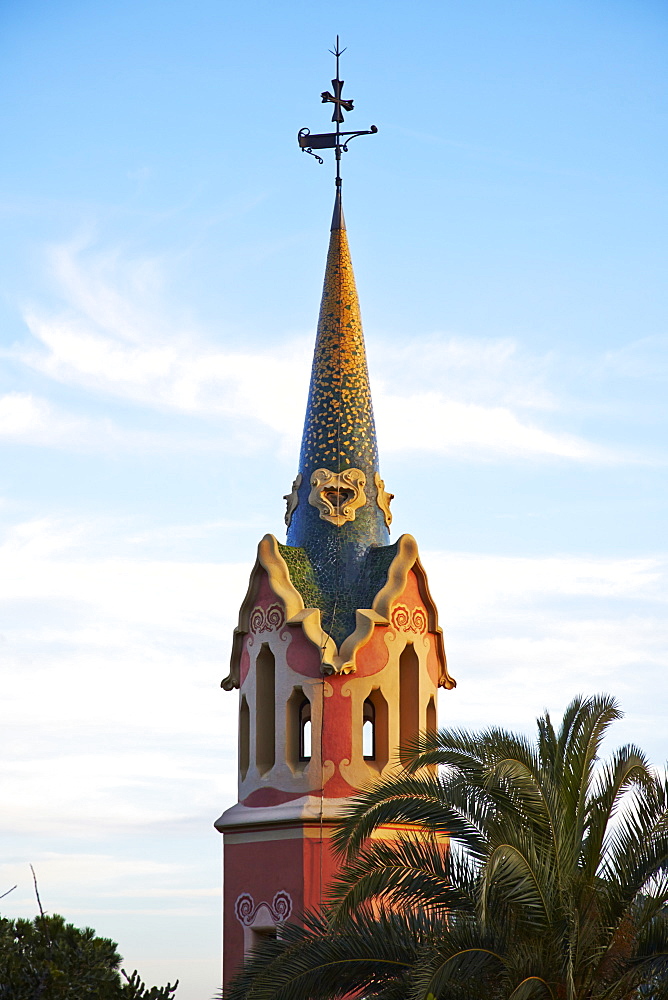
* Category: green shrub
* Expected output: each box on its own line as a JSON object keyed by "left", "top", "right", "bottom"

{"left": 0, "top": 913, "right": 177, "bottom": 999}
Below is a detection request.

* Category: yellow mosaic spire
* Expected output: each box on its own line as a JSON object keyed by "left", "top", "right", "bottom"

{"left": 286, "top": 189, "right": 390, "bottom": 578}
{"left": 299, "top": 190, "right": 379, "bottom": 477}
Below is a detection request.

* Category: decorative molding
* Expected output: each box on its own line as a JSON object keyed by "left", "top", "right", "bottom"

{"left": 234, "top": 890, "right": 293, "bottom": 927}
{"left": 249, "top": 604, "right": 285, "bottom": 634}
{"left": 221, "top": 533, "right": 456, "bottom": 686}
{"left": 390, "top": 603, "right": 427, "bottom": 634}
{"left": 221, "top": 535, "right": 338, "bottom": 689}
{"left": 308, "top": 467, "right": 367, "bottom": 526}
{"left": 374, "top": 472, "right": 394, "bottom": 529}
{"left": 372, "top": 535, "right": 455, "bottom": 690}
{"left": 283, "top": 473, "right": 302, "bottom": 528}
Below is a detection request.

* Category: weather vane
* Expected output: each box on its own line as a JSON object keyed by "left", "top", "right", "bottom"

{"left": 298, "top": 37, "right": 378, "bottom": 187}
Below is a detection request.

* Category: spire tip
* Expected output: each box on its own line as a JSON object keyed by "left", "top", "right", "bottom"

{"left": 331, "top": 187, "right": 346, "bottom": 231}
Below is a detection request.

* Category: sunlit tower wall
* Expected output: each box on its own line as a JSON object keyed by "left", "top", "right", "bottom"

{"left": 214, "top": 186, "right": 455, "bottom": 983}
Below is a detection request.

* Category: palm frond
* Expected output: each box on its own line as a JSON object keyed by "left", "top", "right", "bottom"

{"left": 583, "top": 744, "right": 652, "bottom": 878}
{"left": 224, "top": 909, "right": 433, "bottom": 1000}
{"left": 331, "top": 772, "right": 488, "bottom": 860}
{"left": 327, "top": 835, "right": 478, "bottom": 919}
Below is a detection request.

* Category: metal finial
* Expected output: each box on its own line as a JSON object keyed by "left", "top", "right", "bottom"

{"left": 298, "top": 37, "right": 378, "bottom": 187}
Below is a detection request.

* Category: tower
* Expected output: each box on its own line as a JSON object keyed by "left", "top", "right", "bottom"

{"left": 215, "top": 43, "right": 455, "bottom": 985}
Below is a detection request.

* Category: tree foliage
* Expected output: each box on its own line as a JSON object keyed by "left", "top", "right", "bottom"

{"left": 225, "top": 694, "right": 668, "bottom": 1000}
{"left": 0, "top": 912, "right": 178, "bottom": 1000}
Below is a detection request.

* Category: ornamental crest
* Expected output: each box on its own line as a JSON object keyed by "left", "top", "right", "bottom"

{"left": 283, "top": 473, "right": 302, "bottom": 528}
{"left": 374, "top": 472, "right": 394, "bottom": 529}
{"left": 234, "top": 890, "right": 293, "bottom": 927}
{"left": 308, "top": 467, "right": 367, "bottom": 526}
{"left": 249, "top": 603, "right": 285, "bottom": 634}
{"left": 391, "top": 604, "right": 428, "bottom": 634}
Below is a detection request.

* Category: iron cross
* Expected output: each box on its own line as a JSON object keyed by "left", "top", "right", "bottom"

{"left": 321, "top": 78, "right": 354, "bottom": 124}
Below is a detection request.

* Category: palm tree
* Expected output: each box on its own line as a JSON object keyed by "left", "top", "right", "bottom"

{"left": 225, "top": 695, "right": 668, "bottom": 1000}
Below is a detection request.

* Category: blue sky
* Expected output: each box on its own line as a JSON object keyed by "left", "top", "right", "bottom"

{"left": 1, "top": 1, "right": 667, "bottom": 997}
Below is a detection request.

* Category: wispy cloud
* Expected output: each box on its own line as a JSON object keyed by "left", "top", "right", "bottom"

{"left": 9, "top": 236, "right": 626, "bottom": 462}
{"left": 0, "top": 392, "right": 84, "bottom": 446}
{"left": 602, "top": 335, "right": 668, "bottom": 382}
{"left": 0, "top": 391, "right": 221, "bottom": 453}
{"left": 371, "top": 334, "right": 557, "bottom": 411}
{"left": 425, "top": 548, "right": 668, "bottom": 758}
{"left": 375, "top": 392, "right": 602, "bottom": 459}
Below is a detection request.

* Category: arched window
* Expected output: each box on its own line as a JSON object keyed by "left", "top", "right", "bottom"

{"left": 239, "top": 695, "right": 250, "bottom": 780}
{"left": 363, "top": 698, "right": 375, "bottom": 760}
{"left": 299, "top": 699, "right": 312, "bottom": 761}
{"left": 399, "top": 643, "right": 420, "bottom": 766}
{"left": 363, "top": 690, "right": 389, "bottom": 769}
{"left": 255, "top": 644, "right": 275, "bottom": 775}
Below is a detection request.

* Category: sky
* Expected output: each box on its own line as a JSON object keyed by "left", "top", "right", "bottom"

{"left": 0, "top": 0, "right": 667, "bottom": 996}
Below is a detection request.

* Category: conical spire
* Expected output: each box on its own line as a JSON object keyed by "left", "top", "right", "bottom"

{"left": 285, "top": 192, "right": 391, "bottom": 607}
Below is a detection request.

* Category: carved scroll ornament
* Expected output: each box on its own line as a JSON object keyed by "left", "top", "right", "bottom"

{"left": 308, "top": 467, "right": 367, "bottom": 526}
{"left": 391, "top": 603, "right": 427, "bottom": 634}
{"left": 234, "top": 890, "right": 293, "bottom": 927}
{"left": 374, "top": 472, "right": 394, "bottom": 528}
{"left": 283, "top": 473, "right": 302, "bottom": 528}
{"left": 249, "top": 603, "right": 285, "bottom": 634}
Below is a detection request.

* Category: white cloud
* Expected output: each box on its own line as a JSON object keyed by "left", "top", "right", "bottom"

{"left": 375, "top": 392, "right": 603, "bottom": 459}
{"left": 0, "top": 390, "right": 236, "bottom": 453}
{"left": 371, "top": 334, "right": 557, "bottom": 411}
{"left": 424, "top": 549, "right": 668, "bottom": 758}
{"left": 0, "top": 392, "right": 85, "bottom": 446}
{"left": 0, "top": 752, "right": 227, "bottom": 836}
{"left": 9, "top": 237, "right": 622, "bottom": 462}
{"left": 20, "top": 309, "right": 309, "bottom": 426}
{"left": 0, "top": 854, "right": 179, "bottom": 893}
{"left": 424, "top": 551, "right": 665, "bottom": 612}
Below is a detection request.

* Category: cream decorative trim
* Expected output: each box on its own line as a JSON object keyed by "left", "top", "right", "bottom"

{"left": 215, "top": 795, "right": 352, "bottom": 831}
{"left": 221, "top": 534, "right": 338, "bottom": 689}
{"left": 221, "top": 533, "right": 455, "bottom": 686}
{"left": 374, "top": 472, "right": 394, "bottom": 529}
{"left": 308, "top": 467, "right": 367, "bottom": 526}
{"left": 335, "top": 609, "right": 389, "bottom": 674}
{"left": 283, "top": 473, "right": 302, "bottom": 528}
{"left": 372, "top": 534, "right": 455, "bottom": 690}
{"left": 372, "top": 533, "right": 419, "bottom": 620}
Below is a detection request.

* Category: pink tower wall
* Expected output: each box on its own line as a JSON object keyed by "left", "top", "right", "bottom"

{"left": 218, "top": 555, "right": 451, "bottom": 985}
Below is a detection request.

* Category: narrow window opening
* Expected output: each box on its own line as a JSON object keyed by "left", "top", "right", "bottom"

{"left": 239, "top": 695, "right": 250, "bottom": 780}
{"left": 363, "top": 698, "right": 375, "bottom": 759}
{"left": 426, "top": 695, "right": 437, "bottom": 735}
{"left": 299, "top": 699, "right": 312, "bottom": 761}
{"left": 399, "top": 643, "right": 420, "bottom": 766}
{"left": 255, "top": 644, "right": 275, "bottom": 775}
{"left": 286, "top": 686, "right": 312, "bottom": 770}
{"left": 365, "top": 689, "right": 389, "bottom": 770}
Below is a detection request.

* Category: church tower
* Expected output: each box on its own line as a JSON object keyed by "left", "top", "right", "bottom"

{"left": 215, "top": 43, "right": 455, "bottom": 985}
